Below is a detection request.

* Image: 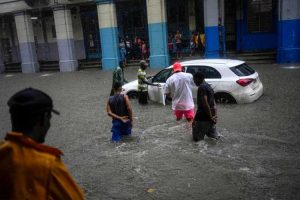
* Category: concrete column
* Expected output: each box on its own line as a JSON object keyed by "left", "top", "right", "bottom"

{"left": 14, "top": 12, "right": 39, "bottom": 73}
{"left": 203, "top": 0, "right": 220, "bottom": 58}
{"left": 146, "top": 0, "right": 169, "bottom": 68}
{"left": 277, "top": 0, "right": 300, "bottom": 63}
{"left": 96, "top": 0, "right": 119, "bottom": 70}
{"left": 236, "top": 0, "right": 243, "bottom": 51}
{"left": 53, "top": 6, "right": 78, "bottom": 72}
{"left": 0, "top": 47, "right": 4, "bottom": 73}
{"left": 188, "top": 0, "right": 196, "bottom": 32}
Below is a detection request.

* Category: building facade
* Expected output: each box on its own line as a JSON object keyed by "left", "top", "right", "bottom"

{"left": 0, "top": 0, "right": 299, "bottom": 73}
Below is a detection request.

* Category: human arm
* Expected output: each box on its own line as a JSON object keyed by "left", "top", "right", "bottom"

{"left": 199, "top": 86, "right": 216, "bottom": 123}
{"left": 141, "top": 77, "right": 160, "bottom": 86}
{"left": 106, "top": 101, "right": 130, "bottom": 123}
{"left": 48, "top": 158, "right": 84, "bottom": 200}
{"left": 124, "top": 95, "right": 133, "bottom": 127}
{"left": 164, "top": 79, "right": 171, "bottom": 99}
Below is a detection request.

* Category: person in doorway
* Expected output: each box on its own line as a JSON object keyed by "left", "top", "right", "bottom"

{"left": 0, "top": 88, "right": 84, "bottom": 200}
{"left": 141, "top": 41, "right": 148, "bottom": 60}
{"left": 192, "top": 72, "right": 220, "bottom": 141}
{"left": 199, "top": 31, "right": 205, "bottom": 54}
{"left": 164, "top": 62, "right": 195, "bottom": 122}
{"left": 110, "top": 61, "right": 128, "bottom": 96}
{"left": 119, "top": 38, "right": 127, "bottom": 66}
{"left": 107, "top": 81, "right": 133, "bottom": 142}
{"left": 125, "top": 36, "right": 132, "bottom": 60}
{"left": 190, "top": 31, "right": 197, "bottom": 56}
{"left": 175, "top": 30, "right": 182, "bottom": 59}
{"left": 137, "top": 60, "right": 160, "bottom": 105}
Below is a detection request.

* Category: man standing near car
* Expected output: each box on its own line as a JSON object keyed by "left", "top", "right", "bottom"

{"left": 164, "top": 62, "right": 195, "bottom": 122}
{"left": 137, "top": 60, "right": 160, "bottom": 105}
{"left": 192, "top": 72, "right": 220, "bottom": 141}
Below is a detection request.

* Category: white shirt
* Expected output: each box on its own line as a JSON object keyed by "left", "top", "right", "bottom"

{"left": 164, "top": 72, "right": 195, "bottom": 110}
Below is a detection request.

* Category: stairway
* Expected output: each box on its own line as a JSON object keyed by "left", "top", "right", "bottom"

{"left": 227, "top": 51, "right": 276, "bottom": 64}
{"left": 4, "top": 63, "right": 21, "bottom": 73}
{"left": 39, "top": 61, "right": 59, "bottom": 72}
{"left": 78, "top": 59, "right": 101, "bottom": 70}
{"left": 126, "top": 59, "right": 141, "bottom": 67}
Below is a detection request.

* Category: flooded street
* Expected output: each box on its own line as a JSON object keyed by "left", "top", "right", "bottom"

{"left": 1, "top": 64, "right": 300, "bottom": 199}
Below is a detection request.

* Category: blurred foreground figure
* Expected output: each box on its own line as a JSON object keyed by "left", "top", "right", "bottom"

{"left": 0, "top": 88, "right": 84, "bottom": 200}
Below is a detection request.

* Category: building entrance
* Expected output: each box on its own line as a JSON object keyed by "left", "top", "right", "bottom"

{"left": 116, "top": 0, "right": 148, "bottom": 41}
{"left": 224, "top": 0, "right": 237, "bottom": 51}
{"left": 80, "top": 7, "right": 101, "bottom": 60}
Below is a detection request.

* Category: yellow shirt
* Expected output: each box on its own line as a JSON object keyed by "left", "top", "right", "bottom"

{"left": 200, "top": 34, "right": 205, "bottom": 47}
{"left": 0, "top": 132, "right": 84, "bottom": 200}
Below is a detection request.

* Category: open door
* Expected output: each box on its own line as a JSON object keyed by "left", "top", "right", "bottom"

{"left": 147, "top": 68, "right": 173, "bottom": 105}
{"left": 148, "top": 84, "right": 166, "bottom": 105}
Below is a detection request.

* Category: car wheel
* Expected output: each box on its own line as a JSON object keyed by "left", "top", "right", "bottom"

{"left": 214, "top": 93, "right": 237, "bottom": 104}
{"left": 127, "top": 91, "right": 138, "bottom": 99}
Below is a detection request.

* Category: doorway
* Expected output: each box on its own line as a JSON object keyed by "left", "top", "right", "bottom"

{"left": 224, "top": 0, "right": 237, "bottom": 51}
{"left": 80, "top": 6, "right": 101, "bottom": 60}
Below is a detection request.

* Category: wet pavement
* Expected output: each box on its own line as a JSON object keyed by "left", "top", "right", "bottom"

{"left": 0, "top": 63, "right": 300, "bottom": 200}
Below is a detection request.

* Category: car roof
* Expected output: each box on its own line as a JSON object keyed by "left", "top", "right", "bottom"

{"left": 167, "top": 59, "right": 245, "bottom": 68}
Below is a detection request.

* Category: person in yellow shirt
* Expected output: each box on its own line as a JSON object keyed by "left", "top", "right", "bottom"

{"left": 0, "top": 88, "right": 84, "bottom": 200}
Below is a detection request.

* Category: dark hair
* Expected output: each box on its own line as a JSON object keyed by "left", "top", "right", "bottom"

{"left": 113, "top": 81, "right": 123, "bottom": 91}
{"left": 193, "top": 72, "right": 205, "bottom": 85}
{"left": 10, "top": 111, "right": 45, "bottom": 132}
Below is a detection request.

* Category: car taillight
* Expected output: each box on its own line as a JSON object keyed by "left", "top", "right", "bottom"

{"left": 236, "top": 78, "right": 254, "bottom": 87}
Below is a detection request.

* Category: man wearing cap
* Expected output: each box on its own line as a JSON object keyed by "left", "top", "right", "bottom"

{"left": 0, "top": 88, "right": 84, "bottom": 200}
{"left": 165, "top": 62, "right": 195, "bottom": 122}
{"left": 137, "top": 60, "right": 160, "bottom": 104}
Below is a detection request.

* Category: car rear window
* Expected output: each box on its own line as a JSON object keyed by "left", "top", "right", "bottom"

{"left": 230, "top": 63, "right": 255, "bottom": 76}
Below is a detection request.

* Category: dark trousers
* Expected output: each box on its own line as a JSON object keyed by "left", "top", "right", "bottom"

{"left": 192, "top": 121, "right": 218, "bottom": 141}
{"left": 138, "top": 91, "right": 148, "bottom": 105}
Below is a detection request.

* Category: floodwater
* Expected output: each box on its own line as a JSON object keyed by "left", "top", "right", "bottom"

{"left": 0, "top": 64, "right": 299, "bottom": 199}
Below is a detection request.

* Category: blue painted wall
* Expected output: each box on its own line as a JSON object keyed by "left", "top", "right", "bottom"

{"left": 236, "top": 1, "right": 277, "bottom": 52}
{"left": 99, "top": 27, "right": 119, "bottom": 70}
{"left": 205, "top": 26, "right": 220, "bottom": 58}
{"left": 277, "top": 19, "right": 300, "bottom": 63}
{"left": 148, "top": 22, "right": 169, "bottom": 68}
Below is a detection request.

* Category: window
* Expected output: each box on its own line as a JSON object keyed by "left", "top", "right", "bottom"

{"left": 230, "top": 63, "right": 255, "bottom": 76}
{"left": 152, "top": 69, "right": 172, "bottom": 83}
{"left": 186, "top": 66, "right": 221, "bottom": 79}
{"left": 247, "top": 0, "right": 274, "bottom": 33}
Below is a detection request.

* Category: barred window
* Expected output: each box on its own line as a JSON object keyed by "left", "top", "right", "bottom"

{"left": 247, "top": 0, "right": 273, "bottom": 33}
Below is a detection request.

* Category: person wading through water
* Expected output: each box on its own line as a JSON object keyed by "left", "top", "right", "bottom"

{"left": 137, "top": 60, "right": 160, "bottom": 105}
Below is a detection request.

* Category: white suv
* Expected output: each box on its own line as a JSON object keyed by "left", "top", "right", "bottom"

{"left": 121, "top": 59, "right": 263, "bottom": 104}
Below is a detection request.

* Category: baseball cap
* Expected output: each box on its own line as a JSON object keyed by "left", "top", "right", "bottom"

{"left": 173, "top": 62, "right": 182, "bottom": 72}
{"left": 139, "top": 60, "right": 148, "bottom": 67}
{"left": 7, "top": 88, "right": 60, "bottom": 116}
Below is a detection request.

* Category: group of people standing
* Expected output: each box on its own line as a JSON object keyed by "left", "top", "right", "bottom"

{"left": 168, "top": 30, "right": 206, "bottom": 59}
{"left": 108, "top": 60, "right": 219, "bottom": 143}
{"left": 119, "top": 36, "right": 149, "bottom": 66}
{"left": 189, "top": 31, "right": 205, "bottom": 57}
